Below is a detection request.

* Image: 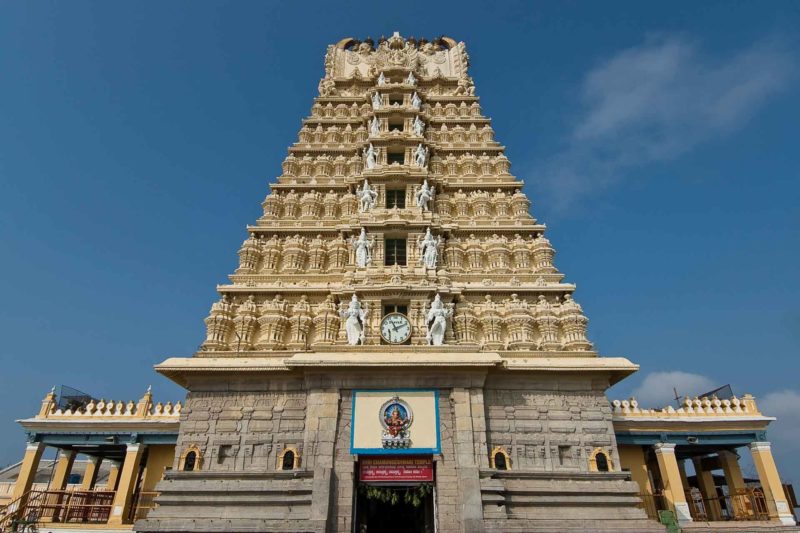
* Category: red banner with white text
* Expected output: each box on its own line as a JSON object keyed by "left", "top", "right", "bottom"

{"left": 359, "top": 456, "right": 433, "bottom": 482}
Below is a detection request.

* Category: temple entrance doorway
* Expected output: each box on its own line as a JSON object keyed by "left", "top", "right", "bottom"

{"left": 354, "top": 456, "right": 436, "bottom": 533}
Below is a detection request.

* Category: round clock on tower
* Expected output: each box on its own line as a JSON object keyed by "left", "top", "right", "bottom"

{"left": 380, "top": 312, "right": 411, "bottom": 344}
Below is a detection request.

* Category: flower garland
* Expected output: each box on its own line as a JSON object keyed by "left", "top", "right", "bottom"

{"left": 358, "top": 483, "right": 433, "bottom": 507}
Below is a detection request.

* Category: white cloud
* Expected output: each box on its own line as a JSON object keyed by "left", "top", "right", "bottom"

{"left": 534, "top": 35, "right": 794, "bottom": 209}
{"left": 758, "top": 390, "right": 800, "bottom": 455}
{"left": 629, "top": 370, "right": 716, "bottom": 408}
{"left": 747, "top": 390, "right": 800, "bottom": 484}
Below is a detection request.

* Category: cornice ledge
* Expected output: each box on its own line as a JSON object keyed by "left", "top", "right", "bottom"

{"left": 286, "top": 351, "right": 501, "bottom": 367}
{"left": 155, "top": 357, "right": 291, "bottom": 373}
{"left": 502, "top": 356, "right": 638, "bottom": 372}
{"left": 612, "top": 415, "right": 775, "bottom": 424}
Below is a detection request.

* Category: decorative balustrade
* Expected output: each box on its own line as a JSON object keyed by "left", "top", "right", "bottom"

{"left": 36, "top": 387, "right": 181, "bottom": 420}
{"left": 611, "top": 394, "right": 762, "bottom": 417}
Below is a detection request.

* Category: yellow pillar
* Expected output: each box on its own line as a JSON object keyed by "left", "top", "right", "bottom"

{"left": 10, "top": 442, "right": 46, "bottom": 502}
{"left": 618, "top": 445, "right": 653, "bottom": 495}
{"left": 749, "top": 442, "right": 795, "bottom": 525}
{"left": 106, "top": 461, "right": 121, "bottom": 491}
{"left": 692, "top": 457, "right": 722, "bottom": 521}
{"left": 80, "top": 456, "right": 102, "bottom": 490}
{"left": 108, "top": 443, "right": 144, "bottom": 526}
{"left": 51, "top": 449, "right": 77, "bottom": 490}
{"left": 718, "top": 450, "right": 747, "bottom": 519}
{"left": 719, "top": 450, "right": 746, "bottom": 492}
{"left": 654, "top": 443, "right": 692, "bottom": 524}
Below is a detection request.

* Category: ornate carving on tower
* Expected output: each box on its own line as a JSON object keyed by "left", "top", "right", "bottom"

{"left": 307, "top": 235, "right": 327, "bottom": 272}
{"left": 504, "top": 294, "right": 535, "bottom": 350}
{"left": 282, "top": 235, "right": 307, "bottom": 273}
{"left": 534, "top": 295, "right": 562, "bottom": 351}
{"left": 478, "top": 295, "right": 503, "bottom": 349}
{"left": 327, "top": 236, "right": 349, "bottom": 271}
{"left": 339, "top": 294, "right": 367, "bottom": 346}
{"left": 425, "top": 294, "right": 453, "bottom": 346}
{"left": 418, "top": 228, "right": 441, "bottom": 269}
{"left": 533, "top": 235, "right": 556, "bottom": 273}
{"left": 486, "top": 234, "right": 511, "bottom": 272}
{"left": 559, "top": 294, "right": 592, "bottom": 351}
{"left": 256, "top": 295, "right": 289, "bottom": 350}
{"left": 202, "top": 295, "right": 233, "bottom": 351}
{"left": 237, "top": 234, "right": 261, "bottom": 274}
{"left": 288, "top": 296, "right": 313, "bottom": 350}
{"left": 453, "top": 301, "right": 478, "bottom": 344}
{"left": 260, "top": 235, "right": 282, "bottom": 273}
{"left": 312, "top": 295, "right": 340, "bottom": 345}
{"left": 206, "top": 32, "right": 593, "bottom": 356}
{"left": 233, "top": 296, "right": 260, "bottom": 351}
{"left": 352, "top": 228, "right": 374, "bottom": 268}
{"left": 357, "top": 179, "right": 378, "bottom": 212}
{"left": 415, "top": 179, "right": 434, "bottom": 212}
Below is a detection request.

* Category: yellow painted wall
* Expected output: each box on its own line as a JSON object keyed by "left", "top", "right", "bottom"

{"left": 141, "top": 445, "right": 176, "bottom": 492}
{"left": 618, "top": 445, "right": 652, "bottom": 495}
{"left": 352, "top": 391, "right": 438, "bottom": 451}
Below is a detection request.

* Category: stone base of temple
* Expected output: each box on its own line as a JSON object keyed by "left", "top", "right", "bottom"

{"left": 480, "top": 470, "right": 665, "bottom": 532}
{"left": 134, "top": 471, "right": 324, "bottom": 533}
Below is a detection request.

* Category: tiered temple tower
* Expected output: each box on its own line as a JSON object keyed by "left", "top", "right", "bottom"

{"left": 138, "top": 33, "right": 662, "bottom": 533}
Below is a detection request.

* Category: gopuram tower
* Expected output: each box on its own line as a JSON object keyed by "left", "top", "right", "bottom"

{"left": 138, "top": 33, "right": 662, "bottom": 533}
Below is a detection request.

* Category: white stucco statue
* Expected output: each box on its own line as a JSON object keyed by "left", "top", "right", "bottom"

{"left": 357, "top": 179, "right": 378, "bottom": 212}
{"left": 339, "top": 294, "right": 367, "bottom": 345}
{"left": 372, "top": 92, "right": 382, "bottom": 109}
{"left": 406, "top": 72, "right": 417, "bottom": 86}
{"left": 414, "top": 143, "right": 428, "bottom": 167}
{"left": 415, "top": 180, "right": 434, "bottom": 211}
{"left": 418, "top": 228, "right": 441, "bottom": 268}
{"left": 370, "top": 116, "right": 381, "bottom": 137}
{"left": 377, "top": 72, "right": 387, "bottom": 86}
{"left": 413, "top": 115, "right": 425, "bottom": 137}
{"left": 351, "top": 228, "right": 374, "bottom": 268}
{"left": 426, "top": 294, "right": 452, "bottom": 346}
{"left": 411, "top": 92, "right": 422, "bottom": 109}
{"left": 365, "top": 143, "right": 378, "bottom": 169}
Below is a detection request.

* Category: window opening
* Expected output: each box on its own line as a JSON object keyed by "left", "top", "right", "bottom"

{"left": 384, "top": 239, "right": 407, "bottom": 266}
{"left": 183, "top": 451, "right": 197, "bottom": 471}
{"left": 383, "top": 304, "right": 408, "bottom": 316}
{"left": 494, "top": 452, "right": 508, "bottom": 470}
{"left": 282, "top": 450, "right": 295, "bottom": 470}
{"left": 385, "top": 190, "right": 406, "bottom": 209}
{"left": 387, "top": 151, "right": 405, "bottom": 165}
{"left": 595, "top": 452, "right": 609, "bottom": 472}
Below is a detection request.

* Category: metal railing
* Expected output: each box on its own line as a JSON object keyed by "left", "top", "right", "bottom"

{"left": 0, "top": 489, "right": 115, "bottom": 530}
{"left": 638, "top": 487, "right": 774, "bottom": 523}
{"left": 129, "top": 491, "right": 159, "bottom": 522}
{"left": 724, "top": 488, "right": 771, "bottom": 521}
{"left": 685, "top": 488, "right": 708, "bottom": 521}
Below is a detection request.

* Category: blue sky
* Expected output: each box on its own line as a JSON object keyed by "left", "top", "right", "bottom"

{"left": 1, "top": 2, "right": 798, "bottom": 483}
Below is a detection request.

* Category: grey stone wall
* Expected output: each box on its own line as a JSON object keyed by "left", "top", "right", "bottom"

{"left": 138, "top": 370, "right": 664, "bottom": 533}
{"left": 176, "top": 390, "right": 308, "bottom": 473}
{"left": 484, "top": 375, "right": 618, "bottom": 473}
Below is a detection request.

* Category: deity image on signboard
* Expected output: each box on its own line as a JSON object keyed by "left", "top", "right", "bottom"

{"left": 380, "top": 396, "right": 413, "bottom": 448}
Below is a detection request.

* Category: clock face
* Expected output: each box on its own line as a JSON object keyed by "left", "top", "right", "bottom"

{"left": 380, "top": 313, "right": 412, "bottom": 344}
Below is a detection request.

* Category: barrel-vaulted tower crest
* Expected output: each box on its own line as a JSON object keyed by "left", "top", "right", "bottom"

{"left": 138, "top": 33, "right": 661, "bottom": 533}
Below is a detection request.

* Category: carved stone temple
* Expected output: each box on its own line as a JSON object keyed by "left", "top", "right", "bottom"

{"left": 136, "top": 32, "right": 658, "bottom": 533}
{"left": 5, "top": 33, "right": 797, "bottom": 533}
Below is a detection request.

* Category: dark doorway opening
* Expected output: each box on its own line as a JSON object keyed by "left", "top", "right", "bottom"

{"left": 355, "top": 483, "right": 435, "bottom": 533}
